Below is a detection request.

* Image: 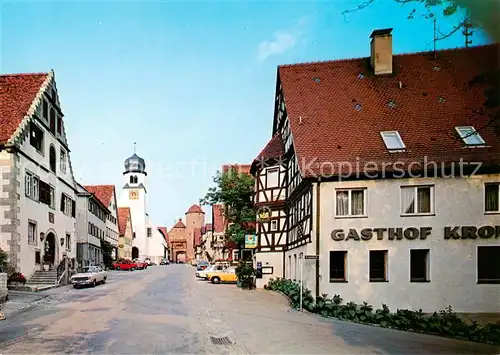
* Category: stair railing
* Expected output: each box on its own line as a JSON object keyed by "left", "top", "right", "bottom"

{"left": 56, "top": 258, "right": 67, "bottom": 285}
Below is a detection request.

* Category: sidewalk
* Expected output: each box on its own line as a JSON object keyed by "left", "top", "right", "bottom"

{"left": 1, "top": 285, "right": 73, "bottom": 321}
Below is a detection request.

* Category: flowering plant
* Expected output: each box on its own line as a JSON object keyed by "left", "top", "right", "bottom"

{"left": 8, "top": 272, "right": 26, "bottom": 284}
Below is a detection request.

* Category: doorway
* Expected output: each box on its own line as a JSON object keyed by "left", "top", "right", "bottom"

{"left": 132, "top": 247, "right": 139, "bottom": 259}
{"left": 44, "top": 232, "right": 56, "bottom": 265}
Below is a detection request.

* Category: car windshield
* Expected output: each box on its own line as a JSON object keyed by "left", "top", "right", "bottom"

{"left": 82, "top": 266, "right": 99, "bottom": 273}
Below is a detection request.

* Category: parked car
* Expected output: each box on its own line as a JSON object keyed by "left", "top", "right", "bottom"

{"left": 133, "top": 259, "right": 148, "bottom": 270}
{"left": 196, "top": 264, "right": 226, "bottom": 279}
{"left": 196, "top": 260, "right": 210, "bottom": 271}
{"left": 145, "top": 258, "right": 156, "bottom": 266}
{"left": 71, "top": 266, "right": 107, "bottom": 288}
{"left": 160, "top": 258, "right": 170, "bottom": 265}
{"left": 113, "top": 259, "right": 137, "bottom": 271}
{"left": 205, "top": 267, "right": 237, "bottom": 284}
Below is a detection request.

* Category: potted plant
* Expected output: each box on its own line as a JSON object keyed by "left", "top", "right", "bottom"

{"left": 8, "top": 272, "right": 26, "bottom": 286}
{"left": 235, "top": 261, "right": 256, "bottom": 290}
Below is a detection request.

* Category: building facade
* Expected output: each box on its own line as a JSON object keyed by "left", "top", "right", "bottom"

{"left": 0, "top": 71, "right": 78, "bottom": 280}
{"left": 251, "top": 30, "right": 500, "bottom": 314}
{"left": 117, "top": 207, "right": 133, "bottom": 259}
{"left": 168, "top": 219, "right": 188, "bottom": 263}
{"left": 76, "top": 183, "right": 110, "bottom": 267}
{"left": 84, "top": 185, "right": 119, "bottom": 259}
{"left": 118, "top": 152, "right": 164, "bottom": 263}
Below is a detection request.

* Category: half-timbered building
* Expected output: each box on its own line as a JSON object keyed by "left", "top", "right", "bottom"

{"left": 251, "top": 28, "right": 500, "bottom": 316}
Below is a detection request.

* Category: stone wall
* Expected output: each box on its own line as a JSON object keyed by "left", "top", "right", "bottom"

{"left": 0, "top": 273, "right": 8, "bottom": 302}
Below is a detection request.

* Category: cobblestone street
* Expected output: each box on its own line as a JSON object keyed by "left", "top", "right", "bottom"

{"left": 0, "top": 265, "right": 498, "bottom": 354}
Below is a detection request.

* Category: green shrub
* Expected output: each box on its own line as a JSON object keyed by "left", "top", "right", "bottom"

{"left": 235, "top": 261, "right": 255, "bottom": 289}
{"left": 265, "top": 278, "right": 500, "bottom": 344}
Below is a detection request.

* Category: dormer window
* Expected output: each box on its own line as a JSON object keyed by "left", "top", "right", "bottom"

{"left": 455, "top": 126, "right": 485, "bottom": 146}
{"left": 380, "top": 131, "right": 405, "bottom": 151}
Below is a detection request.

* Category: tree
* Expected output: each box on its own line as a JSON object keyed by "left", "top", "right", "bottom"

{"left": 100, "top": 240, "right": 114, "bottom": 268}
{"left": 200, "top": 167, "right": 256, "bottom": 251}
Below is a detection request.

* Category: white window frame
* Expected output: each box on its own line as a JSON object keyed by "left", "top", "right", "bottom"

{"left": 400, "top": 185, "right": 434, "bottom": 216}
{"left": 65, "top": 233, "right": 71, "bottom": 251}
{"left": 335, "top": 188, "right": 367, "bottom": 218}
{"left": 28, "top": 220, "right": 37, "bottom": 246}
{"left": 62, "top": 194, "right": 72, "bottom": 216}
{"left": 25, "top": 171, "right": 39, "bottom": 201}
{"left": 266, "top": 167, "right": 279, "bottom": 188}
{"left": 455, "top": 126, "right": 486, "bottom": 146}
{"left": 60, "top": 149, "right": 67, "bottom": 173}
{"left": 484, "top": 183, "right": 500, "bottom": 214}
{"left": 380, "top": 131, "right": 406, "bottom": 151}
{"left": 270, "top": 220, "right": 278, "bottom": 231}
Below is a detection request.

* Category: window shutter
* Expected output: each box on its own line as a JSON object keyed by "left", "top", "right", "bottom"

{"left": 60, "top": 194, "right": 65, "bottom": 212}
{"left": 71, "top": 200, "right": 76, "bottom": 217}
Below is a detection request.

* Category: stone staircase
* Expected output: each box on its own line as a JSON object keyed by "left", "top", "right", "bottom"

{"left": 26, "top": 270, "right": 58, "bottom": 286}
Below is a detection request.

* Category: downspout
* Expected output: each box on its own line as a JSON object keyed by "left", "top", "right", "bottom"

{"left": 315, "top": 177, "right": 321, "bottom": 299}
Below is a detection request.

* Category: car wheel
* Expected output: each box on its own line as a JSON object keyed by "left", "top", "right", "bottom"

{"left": 131, "top": 267, "right": 135, "bottom": 271}
{"left": 73, "top": 285, "right": 79, "bottom": 289}
{"left": 92, "top": 280, "right": 96, "bottom": 287}
{"left": 211, "top": 277, "right": 221, "bottom": 284}
{"left": 116, "top": 266, "right": 120, "bottom": 271}
{"left": 102, "top": 277, "right": 106, "bottom": 284}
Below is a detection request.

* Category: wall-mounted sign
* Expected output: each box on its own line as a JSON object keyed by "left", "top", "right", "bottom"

{"left": 245, "top": 235, "right": 257, "bottom": 248}
{"left": 331, "top": 226, "right": 500, "bottom": 241}
{"left": 256, "top": 206, "right": 271, "bottom": 221}
{"left": 129, "top": 190, "right": 139, "bottom": 200}
{"left": 305, "top": 255, "right": 319, "bottom": 260}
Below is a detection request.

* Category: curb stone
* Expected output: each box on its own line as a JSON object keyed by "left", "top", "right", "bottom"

{"left": 2, "top": 295, "right": 51, "bottom": 321}
{"left": 266, "top": 290, "right": 499, "bottom": 346}
{"left": 271, "top": 290, "right": 313, "bottom": 314}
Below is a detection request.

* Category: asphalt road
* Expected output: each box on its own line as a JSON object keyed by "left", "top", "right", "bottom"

{"left": 0, "top": 265, "right": 498, "bottom": 354}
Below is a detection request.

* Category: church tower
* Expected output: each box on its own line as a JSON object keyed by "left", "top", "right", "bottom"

{"left": 119, "top": 146, "right": 148, "bottom": 259}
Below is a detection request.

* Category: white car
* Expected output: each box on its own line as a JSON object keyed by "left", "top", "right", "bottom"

{"left": 71, "top": 266, "right": 107, "bottom": 288}
{"left": 195, "top": 264, "right": 226, "bottom": 279}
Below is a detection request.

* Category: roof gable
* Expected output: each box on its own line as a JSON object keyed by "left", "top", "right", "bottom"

{"left": 0, "top": 72, "right": 50, "bottom": 145}
{"left": 212, "top": 204, "right": 226, "bottom": 233}
{"left": 117, "top": 207, "right": 131, "bottom": 235}
{"left": 251, "top": 132, "right": 285, "bottom": 174}
{"left": 84, "top": 185, "right": 115, "bottom": 208}
{"left": 158, "top": 227, "right": 169, "bottom": 243}
{"left": 278, "top": 43, "right": 500, "bottom": 177}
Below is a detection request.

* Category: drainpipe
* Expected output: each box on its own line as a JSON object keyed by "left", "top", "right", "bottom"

{"left": 315, "top": 177, "right": 321, "bottom": 299}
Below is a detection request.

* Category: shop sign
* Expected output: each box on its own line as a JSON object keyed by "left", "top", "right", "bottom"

{"left": 331, "top": 226, "right": 500, "bottom": 241}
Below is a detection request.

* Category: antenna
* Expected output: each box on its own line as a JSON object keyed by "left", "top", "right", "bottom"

{"left": 433, "top": 18, "right": 437, "bottom": 56}
{"left": 463, "top": 18, "right": 473, "bottom": 48}
{"left": 133, "top": 142, "right": 137, "bottom": 154}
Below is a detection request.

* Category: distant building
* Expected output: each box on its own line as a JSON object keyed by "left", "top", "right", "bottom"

{"left": 251, "top": 29, "right": 500, "bottom": 315}
{"left": 76, "top": 183, "right": 110, "bottom": 267}
{"left": 117, "top": 207, "right": 134, "bottom": 260}
{"left": 118, "top": 152, "right": 165, "bottom": 263}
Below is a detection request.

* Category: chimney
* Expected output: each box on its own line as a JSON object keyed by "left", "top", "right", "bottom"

{"left": 370, "top": 28, "right": 393, "bottom": 75}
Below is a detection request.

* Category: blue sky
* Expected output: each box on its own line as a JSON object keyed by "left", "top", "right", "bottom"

{"left": 1, "top": 0, "right": 490, "bottom": 228}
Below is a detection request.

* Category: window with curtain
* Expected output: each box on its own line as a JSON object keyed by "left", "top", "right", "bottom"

{"left": 335, "top": 189, "right": 366, "bottom": 217}
{"left": 485, "top": 183, "right": 500, "bottom": 212}
{"left": 401, "top": 186, "right": 433, "bottom": 215}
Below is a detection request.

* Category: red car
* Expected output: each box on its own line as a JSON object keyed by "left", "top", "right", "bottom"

{"left": 133, "top": 259, "right": 148, "bottom": 270}
{"left": 113, "top": 259, "right": 137, "bottom": 271}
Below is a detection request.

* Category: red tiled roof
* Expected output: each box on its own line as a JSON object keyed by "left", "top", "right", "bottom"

{"left": 0, "top": 73, "right": 49, "bottom": 144}
{"left": 277, "top": 43, "right": 500, "bottom": 178}
{"left": 212, "top": 204, "right": 225, "bottom": 233}
{"left": 222, "top": 164, "right": 252, "bottom": 176}
{"left": 251, "top": 133, "right": 285, "bottom": 173}
{"left": 117, "top": 207, "right": 131, "bottom": 235}
{"left": 84, "top": 185, "right": 114, "bottom": 208}
{"left": 205, "top": 223, "right": 213, "bottom": 231}
{"left": 194, "top": 228, "right": 202, "bottom": 246}
{"left": 158, "top": 227, "right": 169, "bottom": 243}
{"left": 173, "top": 218, "right": 186, "bottom": 228}
{"left": 186, "top": 204, "right": 204, "bottom": 214}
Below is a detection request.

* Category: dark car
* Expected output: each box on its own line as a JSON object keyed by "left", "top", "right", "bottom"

{"left": 160, "top": 258, "right": 170, "bottom": 265}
